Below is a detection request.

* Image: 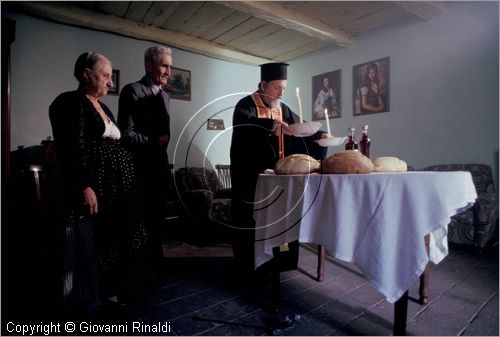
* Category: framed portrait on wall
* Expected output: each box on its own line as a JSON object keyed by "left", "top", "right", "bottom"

{"left": 311, "top": 69, "right": 341, "bottom": 120}
{"left": 166, "top": 67, "right": 191, "bottom": 101}
{"left": 108, "top": 69, "right": 120, "bottom": 95}
{"left": 353, "top": 57, "right": 390, "bottom": 116}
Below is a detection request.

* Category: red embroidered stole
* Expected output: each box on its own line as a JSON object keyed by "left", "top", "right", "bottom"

{"left": 251, "top": 93, "right": 282, "bottom": 121}
{"left": 251, "top": 93, "right": 285, "bottom": 158}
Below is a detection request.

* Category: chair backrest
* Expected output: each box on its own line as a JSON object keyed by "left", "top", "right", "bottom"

{"left": 215, "top": 164, "right": 231, "bottom": 189}
{"left": 424, "top": 164, "right": 496, "bottom": 193}
{"left": 175, "top": 167, "right": 223, "bottom": 193}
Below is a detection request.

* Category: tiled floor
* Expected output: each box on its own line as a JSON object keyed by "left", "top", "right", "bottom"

{"left": 139, "top": 241, "right": 497, "bottom": 336}
{"left": 3, "top": 240, "right": 498, "bottom": 336}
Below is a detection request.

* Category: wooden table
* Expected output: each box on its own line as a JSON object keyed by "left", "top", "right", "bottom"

{"left": 254, "top": 171, "right": 477, "bottom": 335}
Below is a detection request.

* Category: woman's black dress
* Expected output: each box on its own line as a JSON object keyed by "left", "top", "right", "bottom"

{"left": 49, "top": 91, "right": 149, "bottom": 312}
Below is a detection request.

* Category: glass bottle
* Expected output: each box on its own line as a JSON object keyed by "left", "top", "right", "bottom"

{"left": 359, "top": 124, "right": 371, "bottom": 158}
{"left": 345, "top": 127, "right": 358, "bottom": 150}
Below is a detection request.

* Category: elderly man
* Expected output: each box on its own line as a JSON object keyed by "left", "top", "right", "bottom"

{"left": 230, "top": 62, "right": 327, "bottom": 278}
{"left": 118, "top": 46, "right": 174, "bottom": 266}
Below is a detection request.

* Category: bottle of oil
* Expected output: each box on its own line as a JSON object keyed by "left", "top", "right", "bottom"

{"left": 345, "top": 127, "right": 358, "bottom": 150}
{"left": 359, "top": 124, "right": 371, "bottom": 158}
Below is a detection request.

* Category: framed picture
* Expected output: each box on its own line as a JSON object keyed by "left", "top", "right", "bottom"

{"left": 166, "top": 67, "right": 191, "bottom": 101}
{"left": 207, "top": 119, "right": 225, "bottom": 130}
{"left": 108, "top": 69, "right": 120, "bottom": 95}
{"left": 312, "top": 69, "right": 341, "bottom": 120}
{"left": 353, "top": 57, "right": 390, "bottom": 116}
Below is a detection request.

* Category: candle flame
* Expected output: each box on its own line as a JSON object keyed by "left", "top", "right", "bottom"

{"left": 324, "top": 108, "right": 331, "bottom": 137}
{"left": 296, "top": 87, "right": 303, "bottom": 123}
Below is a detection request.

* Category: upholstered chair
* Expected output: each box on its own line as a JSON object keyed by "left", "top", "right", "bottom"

{"left": 174, "top": 167, "right": 232, "bottom": 245}
{"left": 423, "top": 164, "right": 499, "bottom": 249}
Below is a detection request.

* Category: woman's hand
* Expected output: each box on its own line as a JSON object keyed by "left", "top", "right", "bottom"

{"left": 82, "top": 187, "right": 98, "bottom": 215}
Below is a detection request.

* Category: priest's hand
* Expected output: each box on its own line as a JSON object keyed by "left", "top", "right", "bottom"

{"left": 273, "top": 120, "right": 293, "bottom": 136}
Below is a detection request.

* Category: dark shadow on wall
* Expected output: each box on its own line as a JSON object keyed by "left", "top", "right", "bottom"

{"left": 494, "top": 150, "right": 499, "bottom": 192}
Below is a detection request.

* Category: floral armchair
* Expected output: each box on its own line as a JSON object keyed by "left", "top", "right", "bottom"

{"left": 174, "top": 167, "right": 232, "bottom": 244}
{"left": 423, "top": 164, "right": 499, "bottom": 249}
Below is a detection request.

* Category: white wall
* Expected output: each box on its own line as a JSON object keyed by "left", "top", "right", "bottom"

{"left": 5, "top": 1, "right": 499, "bottom": 186}
{"left": 5, "top": 11, "right": 257, "bottom": 170}
{"left": 285, "top": 2, "right": 499, "bottom": 184}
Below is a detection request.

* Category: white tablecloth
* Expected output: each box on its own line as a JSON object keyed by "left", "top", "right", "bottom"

{"left": 254, "top": 171, "right": 477, "bottom": 303}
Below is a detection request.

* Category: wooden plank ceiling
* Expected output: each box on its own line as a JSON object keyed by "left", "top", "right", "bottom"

{"left": 6, "top": 1, "right": 446, "bottom": 65}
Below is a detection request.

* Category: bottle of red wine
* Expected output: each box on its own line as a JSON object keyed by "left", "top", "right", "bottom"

{"left": 345, "top": 127, "right": 358, "bottom": 150}
{"left": 359, "top": 124, "right": 371, "bottom": 158}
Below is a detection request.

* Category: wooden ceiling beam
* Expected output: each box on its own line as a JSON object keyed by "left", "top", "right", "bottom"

{"left": 6, "top": 2, "right": 271, "bottom": 66}
{"left": 216, "top": 1, "right": 354, "bottom": 47}
{"left": 394, "top": 1, "right": 446, "bottom": 20}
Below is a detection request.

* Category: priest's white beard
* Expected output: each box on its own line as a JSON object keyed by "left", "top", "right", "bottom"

{"left": 261, "top": 93, "right": 280, "bottom": 108}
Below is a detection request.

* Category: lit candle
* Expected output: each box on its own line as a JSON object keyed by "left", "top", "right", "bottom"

{"left": 324, "top": 108, "right": 331, "bottom": 137}
{"left": 295, "top": 87, "right": 303, "bottom": 123}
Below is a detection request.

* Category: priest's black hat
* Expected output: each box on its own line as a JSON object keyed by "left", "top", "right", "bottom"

{"left": 260, "top": 62, "right": 289, "bottom": 81}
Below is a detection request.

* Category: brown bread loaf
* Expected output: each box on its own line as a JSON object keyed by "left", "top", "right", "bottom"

{"left": 274, "top": 154, "right": 320, "bottom": 175}
{"left": 322, "top": 150, "right": 374, "bottom": 174}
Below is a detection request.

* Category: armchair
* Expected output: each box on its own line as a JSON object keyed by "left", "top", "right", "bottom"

{"left": 423, "top": 164, "right": 499, "bottom": 249}
{"left": 215, "top": 164, "right": 231, "bottom": 189}
{"left": 174, "top": 167, "right": 232, "bottom": 245}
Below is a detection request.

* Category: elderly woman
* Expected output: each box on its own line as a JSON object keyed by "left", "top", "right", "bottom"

{"left": 49, "top": 52, "right": 150, "bottom": 317}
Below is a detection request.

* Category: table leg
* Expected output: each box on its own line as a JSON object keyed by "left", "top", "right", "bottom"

{"left": 272, "top": 246, "right": 281, "bottom": 313}
{"left": 393, "top": 290, "right": 409, "bottom": 336}
{"left": 419, "top": 234, "right": 430, "bottom": 304}
{"left": 269, "top": 247, "right": 304, "bottom": 334}
{"left": 317, "top": 244, "right": 325, "bottom": 282}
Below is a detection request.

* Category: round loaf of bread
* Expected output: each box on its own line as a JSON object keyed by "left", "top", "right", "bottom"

{"left": 275, "top": 154, "right": 320, "bottom": 175}
{"left": 372, "top": 156, "right": 407, "bottom": 172}
{"left": 322, "top": 150, "right": 374, "bottom": 174}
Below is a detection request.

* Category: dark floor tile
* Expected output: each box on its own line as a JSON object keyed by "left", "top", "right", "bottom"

{"left": 461, "top": 292, "right": 499, "bottom": 336}
{"left": 281, "top": 286, "right": 337, "bottom": 313}
{"left": 343, "top": 311, "right": 394, "bottom": 336}
{"left": 10, "top": 242, "right": 497, "bottom": 336}
{"left": 273, "top": 313, "right": 335, "bottom": 336}
{"left": 364, "top": 300, "right": 396, "bottom": 329}
{"left": 321, "top": 271, "right": 370, "bottom": 297}
{"left": 142, "top": 292, "right": 213, "bottom": 322}
{"left": 171, "top": 296, "right": 265, "bottom": 335}
{"left": 171, "top": 315, "right": 220, "bottom": 336}
{"left": 342, "top": 282, "right": 386, "bottom": 308}
{"left": 200, "top": 309, "right": 273, "bottom": 336}
{"left": 407, "top": 293, "right": 485, "bottom": 336}
{"left": 310, "top": 298, "right": 367, "bottom": 328}
{"left": 196, "top": 284, "right": 242, "bottom": 304}
{"left": 280, "top": 273, "right": 326, "bottom": 296}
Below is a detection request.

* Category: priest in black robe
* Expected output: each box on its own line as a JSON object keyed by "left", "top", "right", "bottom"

{"left": 230, "top": 62, "right": 328, "bottom": 277}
